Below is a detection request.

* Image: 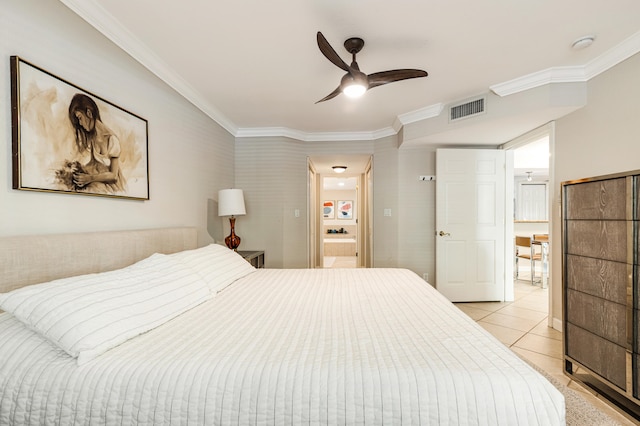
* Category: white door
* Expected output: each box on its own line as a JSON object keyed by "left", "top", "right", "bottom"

{"left": 435, "top": 148, "right": 506, "bottom": 302}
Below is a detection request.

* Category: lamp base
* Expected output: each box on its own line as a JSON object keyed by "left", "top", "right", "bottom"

{"left": 225, "top": 216, "right": 241, "bottom": 251}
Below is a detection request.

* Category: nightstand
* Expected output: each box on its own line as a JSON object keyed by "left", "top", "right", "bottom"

{"left": 237, "top": 250, "right": 265, "bottom": 268}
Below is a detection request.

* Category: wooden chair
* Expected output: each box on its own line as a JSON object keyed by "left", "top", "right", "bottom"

{"left": 514, "top": 236, "right": 542, "bottom": 285}
{"left": 533, "top": 234, "right": 548, "bottom": 243}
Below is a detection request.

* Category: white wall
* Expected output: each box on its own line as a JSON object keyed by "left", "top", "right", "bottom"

{"left": 513, "top": 222, "right": 548, "bottom": 237}
{"left": 552, "top": 52, "right": 640, "bottom": 327}
{"left": 1, "top": 0, "right": 234, "bottom": 244}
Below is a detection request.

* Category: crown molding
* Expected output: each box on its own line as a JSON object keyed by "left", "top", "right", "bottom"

{"left": 393, "top": 103, "right": 445, "bottom": 132}
{"left": 490, "top": 66, "right": 586, "bottom": 97}
{"left": 58, "top": 0, "right": 238, "bottom": 136}
{"left": 491, "top": 30, "right": 640, "bottom": 97}
{"left": 584, "top": 30, "right": 640, "bottom": 79}
{"left": 235, "top": 126, "right": 396, "bottom": 142}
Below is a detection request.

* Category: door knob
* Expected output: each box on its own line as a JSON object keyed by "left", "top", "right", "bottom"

{"left": 438, "top": 231, "right": 451, "bottom": 237}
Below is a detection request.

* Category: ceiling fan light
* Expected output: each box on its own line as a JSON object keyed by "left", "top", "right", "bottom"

{"left": 343, "top": 83, "right": 367, "bottom": 98}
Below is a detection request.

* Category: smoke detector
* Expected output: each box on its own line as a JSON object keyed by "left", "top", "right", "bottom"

{"left": 571, "top": 35, "right": 595, "bottom": 50}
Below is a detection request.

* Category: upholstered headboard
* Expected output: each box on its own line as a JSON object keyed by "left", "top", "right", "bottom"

{"left": 0, "top": 227, "right": 198, "bottom": 293}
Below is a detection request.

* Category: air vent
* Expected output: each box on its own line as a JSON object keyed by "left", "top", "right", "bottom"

{"left": 449, "top": 97, "right": 486, "bottom": 122}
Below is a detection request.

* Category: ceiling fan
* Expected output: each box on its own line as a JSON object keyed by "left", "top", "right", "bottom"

{"left": 316, "top": 31, "right": 428, "bottom": 103}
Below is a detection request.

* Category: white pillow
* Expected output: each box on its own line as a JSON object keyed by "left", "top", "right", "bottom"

{"left": 171, "top": 244, "right": 256, "bottom": 293}
{"left": 0, "top": 253, "right": 211, "bottom": 365}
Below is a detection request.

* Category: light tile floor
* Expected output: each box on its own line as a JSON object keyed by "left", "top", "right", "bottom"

{"left": 323, "top": 256, "right": 357, "bottom": 268}
{"left": 455, "top": 279, "right": 638, "bottom": 425}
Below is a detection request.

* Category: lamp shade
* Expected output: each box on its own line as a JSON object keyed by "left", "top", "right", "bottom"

{"left": 218, "top": 189, "right": 246, "bottom": 216}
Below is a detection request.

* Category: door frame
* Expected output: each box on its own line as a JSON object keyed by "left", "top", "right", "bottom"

{"left": 307, "top": 159, "right": 319, "bottom": 268}
{"left": 307, "top": 156, "right": 373, "bottom": 268}
{"left": 500, "top": 122, "right": 554, "bottom": 324}
{"left": 360, "top": 158, "right": 373, "bottom": 267}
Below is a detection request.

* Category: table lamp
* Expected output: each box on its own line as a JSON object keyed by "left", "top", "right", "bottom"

{"left": 218, "top": 189, "right": 246, "bottom": 251}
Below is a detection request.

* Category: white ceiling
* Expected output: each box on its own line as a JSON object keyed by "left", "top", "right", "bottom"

{"left": 60, "top": 0, "right": 640, "bottom": 154}
{"left": 513, "top": 136, "right": 549, "bottom": 177}
{"left": 324, "top": 176, "right": 358, "bottom": 191}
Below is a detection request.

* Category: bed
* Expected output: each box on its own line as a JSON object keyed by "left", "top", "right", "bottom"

{"left": 0, "top": 227, "right": 565, "bottom": 425}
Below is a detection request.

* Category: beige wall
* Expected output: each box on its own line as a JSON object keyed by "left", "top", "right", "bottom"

{"left": 233, "top": 137, "right": 310, "bottom": 268}
{"left": 1, "top": 0, "right": 234, "bottom": 244}
{"left": 322, "top": 189, "right": 357, "bottom": 221}
{"left": 397, "top": 146, "right": 437, "bottom": 279}
{"left": 235, "top": 136, "right": 438, "bottom": 276}
{"left": 234, "top": 136, "right": 378, "bottom": 268}
{"left": 551, "top": 52, "right": 640, "bottom": 327}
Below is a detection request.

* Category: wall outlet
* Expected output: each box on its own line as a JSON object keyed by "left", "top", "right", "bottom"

{"left": 423, "top": 273, "right": 429, "bottom": 282}
{"left": 419, "top": 175, "right": 435, "bottom": 181}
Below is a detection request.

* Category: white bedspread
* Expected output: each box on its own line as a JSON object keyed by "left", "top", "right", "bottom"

{"left": 0, "top": 268, "right": 564, "bottom": 425}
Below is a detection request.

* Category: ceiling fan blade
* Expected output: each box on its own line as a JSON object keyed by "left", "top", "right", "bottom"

{"left": 317, "top": 32, "right": 350, "bottom": 72}
{"left": 367, "top": 69, "right": 428, "bottom": 89}
{"left": 315, "top": 86, "right": 342, "bottom": 103}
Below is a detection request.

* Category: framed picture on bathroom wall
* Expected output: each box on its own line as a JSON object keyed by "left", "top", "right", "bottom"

{"left": 337, "top": 200, "right": 353, "bottom": 220}
{"left": 323, "top": 200, "right": 335, "bottom": 219}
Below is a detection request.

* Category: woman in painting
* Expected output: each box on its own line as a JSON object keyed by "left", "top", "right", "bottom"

{"left": 66, "top": 93, "right": 126, "bottom": 193}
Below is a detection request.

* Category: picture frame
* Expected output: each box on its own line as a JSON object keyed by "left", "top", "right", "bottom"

{"left": 10, "top": 56, "right": 149, "bottom": 200}
{"left": 323, "top": 200, "right": 335, "bottom": 219}
{"left": 337, "top": 200, "right": 353, "bottom": 219}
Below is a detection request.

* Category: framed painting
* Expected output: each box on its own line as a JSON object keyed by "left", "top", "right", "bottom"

{"left": 10, "top": 56, "right": 149, "bottom": 200}
{"left": 337, "top": 200, "right": 353, "bottom": 219}
{"left": 323, "top": 200, "right": 335, "bottom": 219}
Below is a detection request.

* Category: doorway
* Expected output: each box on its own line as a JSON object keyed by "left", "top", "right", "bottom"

{"left": 322, "top": 176, "right": 358, "bottom": 268}
{"left": 503, "top": 123, "right": 553, "bottom": 321}
{"left": 307, "top": 155, "right": 373, "bottom": 269}
{"left": 512, "top": 135, "right": 550, "bottom": 277}
{"left": 433, "top": 127, "right": 552, "bottom": 303}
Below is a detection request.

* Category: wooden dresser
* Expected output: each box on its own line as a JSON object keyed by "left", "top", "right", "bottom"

{"left": 562, "top": 171, "right": 640, "bottom": 418}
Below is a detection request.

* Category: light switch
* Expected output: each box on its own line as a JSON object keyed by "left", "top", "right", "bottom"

{"left": 294, "top": 209, "right": 300, "bottom": 217}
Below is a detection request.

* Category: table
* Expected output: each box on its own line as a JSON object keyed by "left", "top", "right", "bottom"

{"left": 238, "top": 250, "right": 265, "bottom": 268}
